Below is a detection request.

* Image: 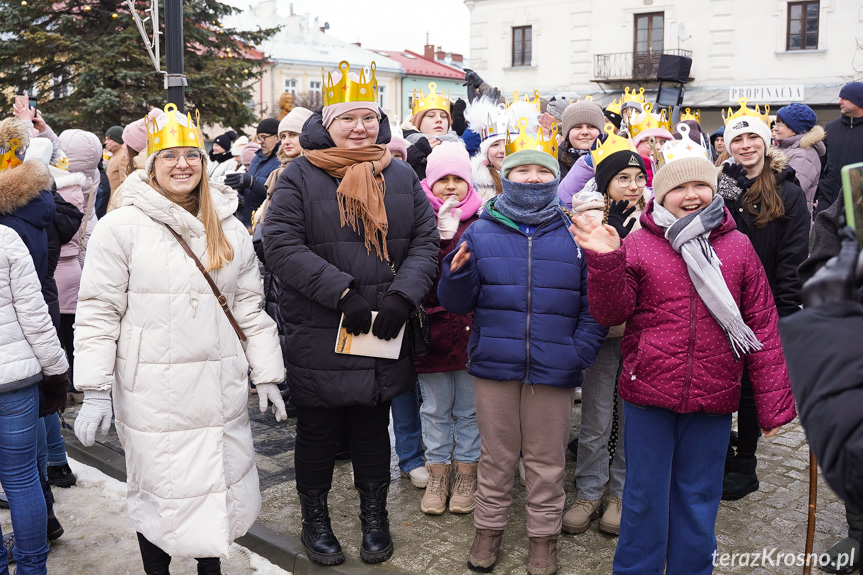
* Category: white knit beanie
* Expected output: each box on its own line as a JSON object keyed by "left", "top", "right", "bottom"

{"left": 724, "top": 117, "right": 771, "bottom": 156}
{"left": 278, "top": 107, "right": 313, "bottom": 135}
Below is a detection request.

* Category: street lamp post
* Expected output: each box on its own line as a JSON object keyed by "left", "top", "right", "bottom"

{"left": 164, "top": 0, "right": 186, "bottom": 111}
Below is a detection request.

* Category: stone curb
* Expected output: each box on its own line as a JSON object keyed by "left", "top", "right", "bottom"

{"left": 61, "top": 429, "right": 413, "bottom": 575}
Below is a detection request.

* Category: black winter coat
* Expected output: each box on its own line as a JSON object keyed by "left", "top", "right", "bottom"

{"left": 262, "top": 111, "right": 439, "bottom": 408}
{"left": 814, "top": 114, "right": 863, "bottom": 213}
{"left": 721, "top": 151, "right": 810, "bottom": 317}
{"left": 779, "top": 301, "right": 863, "bottom": 508}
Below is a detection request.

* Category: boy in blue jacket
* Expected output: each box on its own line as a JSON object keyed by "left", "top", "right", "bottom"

{"left": 438, "top": 119, "right": 607, "bottom": 575}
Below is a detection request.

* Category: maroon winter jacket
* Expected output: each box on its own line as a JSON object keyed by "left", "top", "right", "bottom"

{"left": 414, "top": 216, "right": 477, "bottom": 373}
{"left": 585, "top": 200, "right": 796, "bottom": 430}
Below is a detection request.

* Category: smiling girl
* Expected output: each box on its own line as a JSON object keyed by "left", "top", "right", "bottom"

{"left": 572, "top": 135, "right": 795, "bottom": 575}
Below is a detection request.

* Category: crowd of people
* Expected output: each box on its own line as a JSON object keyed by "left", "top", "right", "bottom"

{"left": 0, "top": 59, "right": 862, "bottom": 575}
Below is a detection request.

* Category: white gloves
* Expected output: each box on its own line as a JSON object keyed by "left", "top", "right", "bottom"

{"left": 74, "top": 390, "right": 114, "bottom": 447}
{"left": 437, "top": 196, "right": 463, "bottom": 241}
{"left": 255, "top": 383, "right": 288, "bottom": 422}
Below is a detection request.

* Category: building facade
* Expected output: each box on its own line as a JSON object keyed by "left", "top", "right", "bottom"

{"left": 466, "top": 0, "right": 859, "bottom": 128}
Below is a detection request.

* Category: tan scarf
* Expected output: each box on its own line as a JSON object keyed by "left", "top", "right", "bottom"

{"left": 304, "top": 145, "right": 393, "bottom": 260}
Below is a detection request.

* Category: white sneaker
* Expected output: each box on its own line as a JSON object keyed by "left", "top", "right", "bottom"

{"left": 573, "top": 388, "right": 582, "bottom": 403}
{"left": 517, "top": 457, "right": 526, "bottom": 486}
{"left": 401, "top": 465, "right": 429, "bottom": 489}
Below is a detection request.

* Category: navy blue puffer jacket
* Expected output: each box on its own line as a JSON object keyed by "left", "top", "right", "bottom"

{"left": 438, "top": 200, "right": 607, "bottom": 387}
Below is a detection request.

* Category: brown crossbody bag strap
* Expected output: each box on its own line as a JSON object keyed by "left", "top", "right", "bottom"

{"left": 162, "top": 223, "right": 248, "bottom": 342}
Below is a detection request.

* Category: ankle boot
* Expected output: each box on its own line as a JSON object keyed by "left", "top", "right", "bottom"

{"left": 47, "top": 511, "right": 64, "bottom": 541}
{"left": 449, "top": 461, "right": 477, "bottom": 514}
{"left": 527, "top": 535, "right": 559, "bottom": 575}
{"left": 721, "top": 456, "right": 759, "bottom": 500}
{"left": 298, "top": 490, "right": 345, "bottom": 565}
{"left": 421, "top": 462, "right": 451, "bottom": 515}
{"left": 467, "top": 528, "right": 504, "bottom": 572}
{"left": 356, "top": 481, "right": 393, "bottom": 563}
{"left": 196, "top": 557, "right": 221, "bottom": 575}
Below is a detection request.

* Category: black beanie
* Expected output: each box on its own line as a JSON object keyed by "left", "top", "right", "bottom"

{"left": 595, "top": 150, "right": 645, "bottom": 196}
{"left": 603, "top": 109, "right": 622, "bottom": 130}
{"left": 256, "top": 117, "right": 280, "bottom": 135}
{"left": 213, "top": 131, "right": 237, "bottom": 151}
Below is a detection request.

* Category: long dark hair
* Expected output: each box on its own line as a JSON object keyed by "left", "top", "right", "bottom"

{"left": 743, "top": 154, "right": 785, "bottom": 228}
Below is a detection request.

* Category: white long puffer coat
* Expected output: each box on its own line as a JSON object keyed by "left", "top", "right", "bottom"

{"left": 73, "top": 172, "right": 283, "bottom": 558}
{"left": 0, "top": 225, "right": 68, "bottom": 391}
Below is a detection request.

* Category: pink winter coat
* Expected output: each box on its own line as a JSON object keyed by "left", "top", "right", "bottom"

{"left": 585, "top": 200, "right": 796, "bottom": 430}
{"left": 52, "top": 169, "right": 86, "bottom": 314}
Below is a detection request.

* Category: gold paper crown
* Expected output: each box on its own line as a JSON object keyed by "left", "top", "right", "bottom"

{"left": 590, "top": 124, "right": 637, "bottom": 167}
{"left": 0, "top": 139, "right": 23, "bottom": 172}
{"left": 629, "top": 103, "right": 672, "bottom": 138}
{"left": 680, "top": 107, "right": 702, "bottom": 124}
{"left": 505, "top": 118, "right": 559, "bottom": 156}
{"left": 621, "top": 87, "right": 646, "bottom": 108}
{"left": 656, "top": 123, "right": 711, "bottom": 170}
{"left": 323, "top": 61, "right": 378, "bottom": 107}
{"left": 606, "top": 98, "right": 623, "bottom": 116}
{"left": 507, "top": 90, "right": 542, "bottom": 112}
{"left": 485, "top": 105, "right": 510, "bottom": 141}
{"left": 146, "top": 104, "right": 204, "bottom": 156}
{"left": 723, "top": 97, "right": 770, "bottom": 126}
{"left": 412, "top": 81, "right": 449, "bottom": 117}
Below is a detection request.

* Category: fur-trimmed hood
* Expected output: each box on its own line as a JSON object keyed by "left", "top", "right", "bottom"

{"left": 767, "top": 146, "right": 790, "bottom": 174}
{"left": 0, "top": 117, "right": 30, "bottom": 151}
{"left": 50, "top": 166, "right": 87, "bottom": 191}
{"left": 0, "top": 160, "right": 55, "bottom": 215}
{"left": 799, "top": 124, "right": 826, "bottom": 151}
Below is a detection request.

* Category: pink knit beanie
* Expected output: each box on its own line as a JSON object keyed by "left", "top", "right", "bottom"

{"left": 425, "top": 141, "right": 472, "bottom": 186}
{"left": 122, "top": 108, "right": 162, "bottom": 154}
{"left": 240, "top": 141, "right": 260, "bottom": 166}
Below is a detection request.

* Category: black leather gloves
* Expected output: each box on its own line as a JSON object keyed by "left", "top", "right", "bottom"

{"left": 372, "top": 294, "right": 414, "bottom": 341}
{"left": 606, "top": 200, "right": 637, "bottom": 239}
{"left": 224, "top": 172, "right": 253, "bottom": 191}
{"left": 339, "top": 289, "right": 373, "bottom": 336}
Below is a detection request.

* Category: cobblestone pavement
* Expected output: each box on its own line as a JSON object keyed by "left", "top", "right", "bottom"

{"left": 60, "top": 398, "right": 855, "bottom": 575}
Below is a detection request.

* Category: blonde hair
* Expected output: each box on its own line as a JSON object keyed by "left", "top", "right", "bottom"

{"left": 150, "top": 164, "right": 234, "bottom": 271}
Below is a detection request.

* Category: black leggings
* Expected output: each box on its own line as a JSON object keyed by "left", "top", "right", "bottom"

{"left": 59, "top": 314, "right": 75, "bottom": 385}
{"left": 294, "top": 402, "right": 392, "bottom": 493}
{"left": 736, "top": 373, "right": 761, "bottom": 459}
{"left": 137, "top": 532, "right": 220, "bottom": 575}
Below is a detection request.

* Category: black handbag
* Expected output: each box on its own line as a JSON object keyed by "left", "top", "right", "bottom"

{"left": 387, "top": 260, "right": 431, "bottom": 357}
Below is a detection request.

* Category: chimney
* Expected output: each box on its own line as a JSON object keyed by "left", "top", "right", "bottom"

{"left": 435, "top": 49, "right": 446, "bottom": 61}
{"left": 353, "top": 41, "right": 361, "bottom": 47}
{"left": 424, "top": 44, "right": 435, "bottom": 59}
{"left": 451, "top": 53, "right": 463, "bottom": 63}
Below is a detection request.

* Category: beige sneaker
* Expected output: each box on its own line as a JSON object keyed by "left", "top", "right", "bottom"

{"left": 562, "top": 498, "right": 602, "bottom": 534}
{"left": 517, "top": 457, "right": 526, "bottom": 486}
{"left": 449, "top": 461, "right": 477, "bottom": 513}
{"left": 467, "top": 528, "right": 504, "bottom": 571}
{"left": 420, "top": 463, "right": 451, "bottom": 515}
{"left": 599, "top": 496, "right": 622, "bottom": 535}
{"left": 400, "top": 465, "right": 429, "bottom": 489}
{"left": 527, "top": 535, "right": 558, "bottom": 575}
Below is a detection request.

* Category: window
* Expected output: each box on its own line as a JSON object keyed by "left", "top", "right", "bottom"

{"left": 633, "top": 12, "right": 664, "bottom": 78}
{"left": 283, "top": 78, "right": 297, "bottom": 95}
{"left": 512, "top": 26, "right": 531, "bottom": 67}
{"left": 378, "top": 85, "right": 386, "bottom": 109}
{"left": 787, "top": 1, "right": 819, "bottom": 50}
{"left": 309, "top": 80, "right": 321, "bottom": 97}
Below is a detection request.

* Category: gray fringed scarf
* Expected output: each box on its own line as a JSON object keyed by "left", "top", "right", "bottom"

{"left": 652, "top": 194, "right": 762, "bottom": 358}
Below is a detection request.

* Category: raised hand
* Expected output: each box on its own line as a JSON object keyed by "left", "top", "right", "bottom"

{"left": 437, "top": 196, "right": 462, "bottom": 241}
{"left": 721, "top": 162, "right": 748, "bottom": 188}
{"left": 450, "top": 242, "right": 471, "bottom": 273}
{"left": 572, "top": 213, "right": 621, "bottom": 254}
{"left": 606, "top": 199, "right": 637, "bottom": 239}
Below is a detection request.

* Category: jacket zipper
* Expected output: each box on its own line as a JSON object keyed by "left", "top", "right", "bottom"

{"left": 525, "top": 235, "right": 533, "bottom": 384}
{"left": 681, "top": 284, "right": 697, "bottom": 410}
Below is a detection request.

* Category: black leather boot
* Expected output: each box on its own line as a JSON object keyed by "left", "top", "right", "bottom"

{"left": 298, "top": 490, "right": 345, "bottom": 566}
{"left": 721, "top": 456, "right": 759, "bottom": 500}
{"left": 356, "top": 482, "right": 393, "bottom": 563}
{"left": 195, "top": 557, "right": 222, "bottom": 575}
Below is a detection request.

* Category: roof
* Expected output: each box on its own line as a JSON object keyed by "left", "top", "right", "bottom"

{"left": 370, "top": 49, "right": 463, "bottom": 80}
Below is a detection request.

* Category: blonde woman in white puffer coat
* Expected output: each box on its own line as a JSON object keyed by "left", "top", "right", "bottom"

{"left": 72, "top": 105, "right": 286, "bottom": 575}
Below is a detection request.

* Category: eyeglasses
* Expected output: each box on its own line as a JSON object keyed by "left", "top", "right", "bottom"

{"left": 157, "top": 150, "right": 203, "bottom": 166}
{"left": 255, "top": 133, "right": 276, "bottom": 143}
{"left": 615, "top": 174, "right": 647, "bottom": 188}
{"left": 334, "top": 114, "right": 380, "bottom": 131}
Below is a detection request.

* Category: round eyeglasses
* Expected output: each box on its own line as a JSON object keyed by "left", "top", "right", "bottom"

{"left": 157, "top": 150, "right": 203, "bottom": 166}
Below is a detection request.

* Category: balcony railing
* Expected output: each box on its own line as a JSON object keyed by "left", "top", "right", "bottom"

{"left": 593, "top": 49, "right": 692, "bottom": 82}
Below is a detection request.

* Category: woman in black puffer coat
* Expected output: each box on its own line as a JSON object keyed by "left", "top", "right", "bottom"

{"left": 262, "top": 89, "right": 438, "bottom": 566}
{"left": 717, "top": 116, "right": 810, "bottom": 501}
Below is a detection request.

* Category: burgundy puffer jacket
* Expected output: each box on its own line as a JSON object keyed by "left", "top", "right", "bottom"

{"left": 414, "top": 215, "right": 477, "bottom": 373}
{"left": 585, "top": 200, "right": 796, "bottom": 430}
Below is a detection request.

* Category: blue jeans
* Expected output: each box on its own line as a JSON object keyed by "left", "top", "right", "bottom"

{"left": 43, "top": 413, "right": 67, "bottom": 467}
{"left": 0, "top": 385, "right": 49, "bottom": 575}
{"left": 575, "top": 337, "right": 625, "bottom": 500}
{"left": 418, "top": 370, "right": 480, "bottom": 464}
{"left": 390, "top": 384, "right": 425, "bottom": 473}
{"left": 613, "top": 401, "right": 730, "bottom": 575}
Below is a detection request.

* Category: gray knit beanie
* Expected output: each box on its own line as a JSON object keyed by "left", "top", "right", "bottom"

{"left": 561, "top": 101, "right": 605, "bottom": 140}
